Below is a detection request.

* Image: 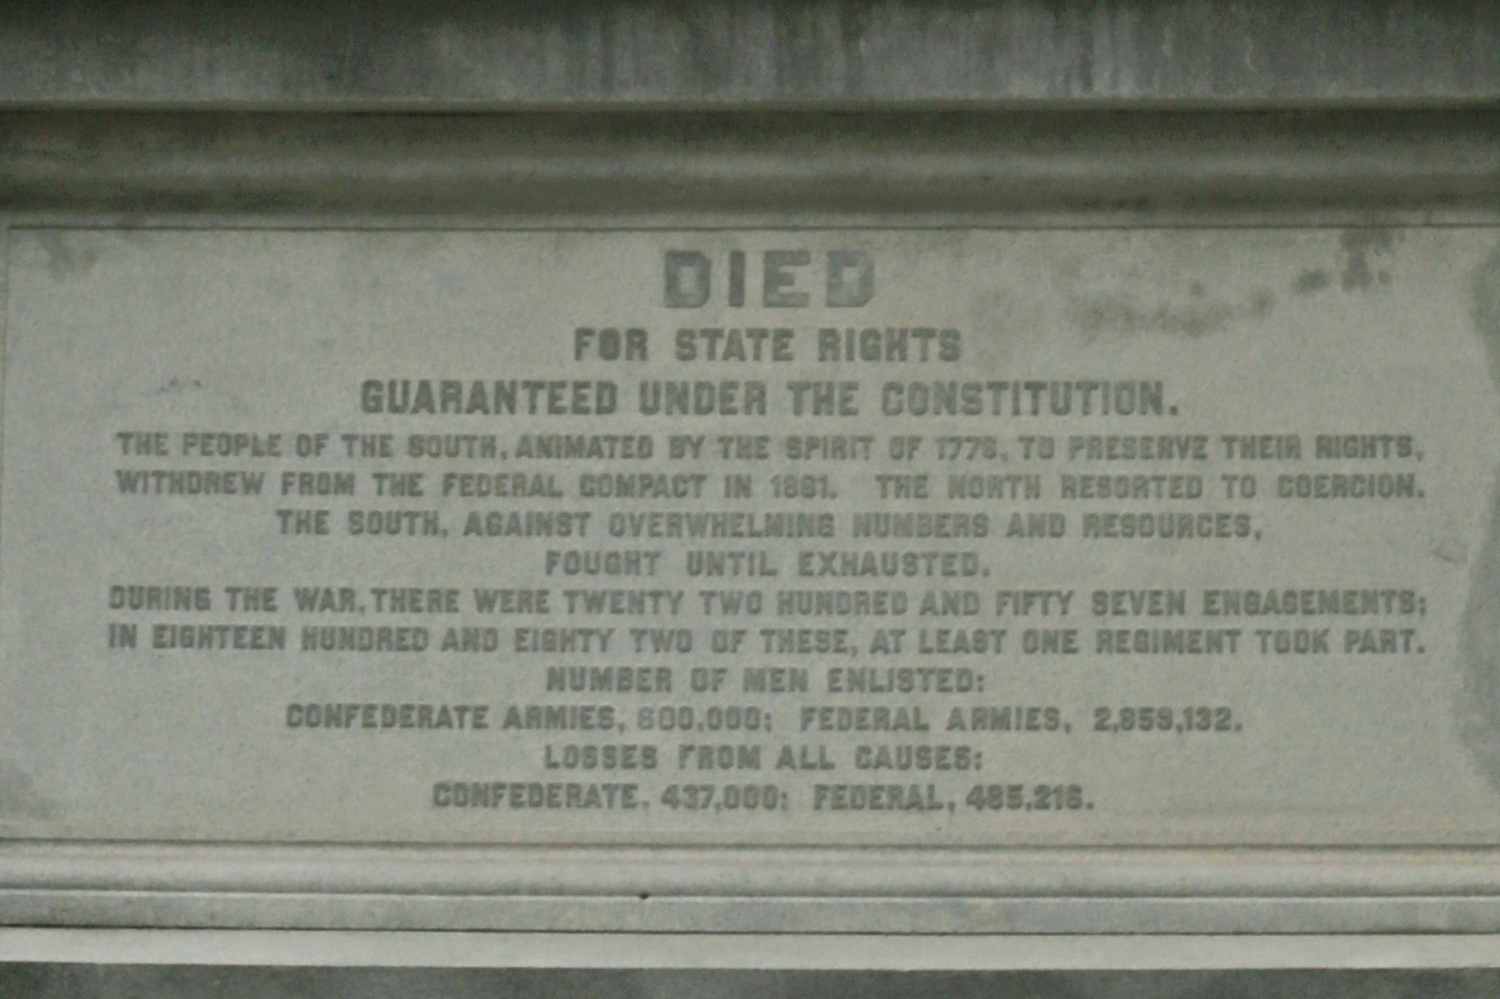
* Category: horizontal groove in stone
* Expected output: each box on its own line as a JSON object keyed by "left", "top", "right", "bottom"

{"left": 1, "top": 110, "right": 1498, "bottom": 214}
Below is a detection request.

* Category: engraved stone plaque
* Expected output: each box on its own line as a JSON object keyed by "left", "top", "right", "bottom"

{"left": 3, "top": 225, "right": 1500, "bottom": 854}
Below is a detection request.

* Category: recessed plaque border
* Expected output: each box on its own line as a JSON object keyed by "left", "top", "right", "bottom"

{"left": 4, "top": 217, "right": 1500, "bottom": 936}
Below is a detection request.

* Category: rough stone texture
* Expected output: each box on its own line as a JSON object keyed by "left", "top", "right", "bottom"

{"left": 1, "top": 0, "right": 1499, "bottom": 108}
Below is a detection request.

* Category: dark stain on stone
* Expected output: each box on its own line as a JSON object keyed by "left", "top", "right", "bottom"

{"left": 1339, "top": 228, "right": 1396, "bottom": 292}
{"left": 1459, "top": 239, "right": 1500, "bottom": 796}
{"left": 1469, "top": 241, "right": 1500, "bottom": 386}
{"left": 1459, "top": 488, "right": 1500, "bottom": 796}
{"left": 1294, "top": 269, "right": 1330, "bottom": 294}
{"left": 31, "top": 231, "right": 100, "bottom": 281}
{"left": 1070, "top": 287, "right": 1273, "bottom": 340}
{"left": 1072, "top": 297, "right": 1234, "bottom": 338}
{"left": 155, "top": 376, "right": 204, "bottom": 396}
{"left": 1436, "top": 538, "right": 1470, "bottom": 565}
{"left": 0, "top": 760, "right": 57, "bottom": 820}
